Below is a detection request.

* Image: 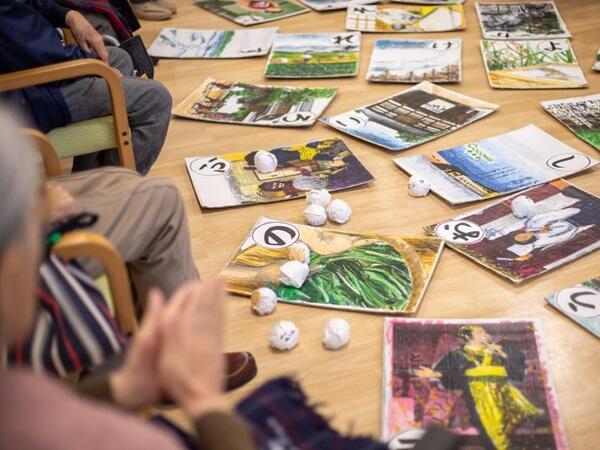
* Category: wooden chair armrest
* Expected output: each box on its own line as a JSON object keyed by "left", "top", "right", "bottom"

{"left": 53, "top": 230, "right": 138, "bottom": 335}
{"left": 24, "top": 128, "right": 62, "bottom": 178}
{"left": 0, "top": 59, "right": 134, "bottom": 170}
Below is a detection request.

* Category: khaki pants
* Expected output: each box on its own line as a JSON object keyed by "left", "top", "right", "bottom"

{"left": 54, "top": 167, "right": 199, "bottom": 307}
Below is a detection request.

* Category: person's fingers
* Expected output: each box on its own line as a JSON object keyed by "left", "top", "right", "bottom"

{"left": 141, "top": 288, "right": 165, "bottom": 332}
{"left": 160, "top": 281, "right": 201, "bottom": 330}
{"left": 92, "top": 36, "right": 109, "bottom": 63}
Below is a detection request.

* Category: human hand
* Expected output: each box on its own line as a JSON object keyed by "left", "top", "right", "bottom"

{"left": 44, "top": 183, "right": 77, "bottom": 224}
{"left": 157, "top": 279, "right": 228, "bottom": 419}
{"left": 110, "top": 289, "right": 164, "bottom": 410}
{"left": 489, "top": 343, "right": 507, "bottom": 359}
{"left": 65, "top": 10, "right": 109, "bottom": 64}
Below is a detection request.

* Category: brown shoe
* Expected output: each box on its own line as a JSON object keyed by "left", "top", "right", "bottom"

{"left": 131, "top": 1, "right": 173, "bottom": 20}
{"left": 225, "top": 352, "right": 257, "bottom": 391}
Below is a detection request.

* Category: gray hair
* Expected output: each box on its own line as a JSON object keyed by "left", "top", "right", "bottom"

{"left": 0, "top": 106, "right": 39, "bottom": 256}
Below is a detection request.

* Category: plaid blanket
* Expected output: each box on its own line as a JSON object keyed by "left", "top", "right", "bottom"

{"left": 237, "top": 377, "right": 388, "bottom": 450}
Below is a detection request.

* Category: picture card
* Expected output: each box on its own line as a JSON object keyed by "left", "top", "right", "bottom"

{"left": 265, "top": 32, "right": 360, "bottom": 79}
{"left": 383, "top": 318, "right": 568, "bottom": 450}
{"left": 220, "top": 217, "right": 444, "bottom": 314}
{"left": 185, "top": 138, "right": 374, "bottom": 208}
{"left": 481, "top": 39, "right": 587, "bottom": 89}
{"left": 173, "top": 78, "right": 337, "bottom": 127}
{"left": 426, "top": 180, "right": 600, "bottom": 284}
{"left": 367, "top": 39, "right": 462, "bottom": 83}
{"left": 321, "top": 81, "right": 498, "bottom": 151}
{"left": 545, "top": 277, "right": 600, "bottom": 339}
{"left": 394, "top": 124, "right": 598, "bottom": 205}
{"left": 299, "top": 0, "right": 377, "bottom": 12}
{"left": 346, "top": 4, "right": 466, "bottom": 33}
{"left": 147, "top": 27, "right": 277, "bottom": 58}
{"left": 195, "top": 0, "right": 308, "bottom": 26}
{"left": 542, "top": 94, "right": 600, "bottom": 152}
{"left": 476, "top": 1, "right": 571, "bottom": 40}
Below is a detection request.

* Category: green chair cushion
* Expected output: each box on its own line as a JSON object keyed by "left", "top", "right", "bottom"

{"left": 47, "top": 116, "right": 117, "bottom": 159}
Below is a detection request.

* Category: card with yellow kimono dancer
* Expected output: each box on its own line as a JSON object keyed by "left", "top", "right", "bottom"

{"left": 383, "top": 318, "right": 568, "bottom": 450}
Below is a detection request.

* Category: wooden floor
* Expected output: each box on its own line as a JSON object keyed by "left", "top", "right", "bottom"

{"left": 138, "top": 1, "right": 600, "bottom": 447}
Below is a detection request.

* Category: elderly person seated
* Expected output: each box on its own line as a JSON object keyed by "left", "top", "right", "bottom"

{"left": 0, "top": 0, "right": 171, "bottom": 174}
{"left": 0, "top": 109, "right": 255, "bottom": 450}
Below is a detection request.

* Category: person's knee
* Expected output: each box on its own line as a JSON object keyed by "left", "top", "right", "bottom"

{"left": 108, "top": 47, "right": 134, "bottom": 76}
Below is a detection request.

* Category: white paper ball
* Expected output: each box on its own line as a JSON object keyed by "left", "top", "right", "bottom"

{"left": 408, "top": 175, "right": 431, "bottom": 197}
{"left": 304, "top": 203, "right": 327, "bottom": 226}
{"left": 288, "top": 242, "right": 311, "bottom": 264}
{"left": 251, "top": 287, "right": 278, "bottom": 316}
{"left": 280, "top": 260, "right": 310, "bottom": 288}
{"left": 322, "top": 318, "right": 350, "bottom": 350}
{"left": 254, "top": 150, "right": 278, "bottom": 174}
{"left": 511, "top": 195, "right": 535, "bottom": 219}
{"left": 326, "top": 199, "right": 352, "bottom": 224}
{"left": 306, "top": 189, "right": 332, "bottom": 208}
{"left": 269, "top": 320, "right": 299, "bottom": 351}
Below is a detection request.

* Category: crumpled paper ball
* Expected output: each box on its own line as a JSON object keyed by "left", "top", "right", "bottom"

{"left": 306, "top": 189, "right": 331, "bottom": 208}
{"left": 326, "top": 199, "right": 352, "bottom": 224}
{"left": 304, "top": 203, "right": 327, "bottom": 226}
{"left": 269, "top": 320, "right": 299, "bottom": 351}
{"left": 254, "top": 150, "right": 278, "bottom": 174}
{"left": 408, "top": 175, "right": 431, "bottom": 197}
{"left": 511, "top": 195, "right": 535, "bottom": 219}
{"left": 280, "top": 260, "right": 310, "bottom": 288}
{"left": 322, "top": 318, "right": 350, "bottom": 350}
{"left": 288, "top": 242, "right": 311, "bottom": 264}
{"left": 251, "top": 287, "right": 278, "bottom": 316}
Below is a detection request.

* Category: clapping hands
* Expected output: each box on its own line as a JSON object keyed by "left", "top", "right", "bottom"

{"left": 110, "top": 279, "right": 228, "bottom": 418}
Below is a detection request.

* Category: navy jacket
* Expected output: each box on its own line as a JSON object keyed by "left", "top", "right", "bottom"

{"left": 0, "top": 0, "right": 89, "bottom": 132}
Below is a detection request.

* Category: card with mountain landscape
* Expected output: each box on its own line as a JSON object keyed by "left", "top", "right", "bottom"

{"left": 476, "top": 2, "right": 570, "bottom": 40}
{"left": 173, "top": 78, "right": 337, "bottom": 127}
{"left": 367, "top": 39, "right": 462, "bottom": 83}
{"left": 321, "top": 81, "right": 498, "bottom": 151}
{"left": 545, "top": 277, "right": 600, "bottom": 339}
{"left": 481, "top": 39, "right": 587, "bottom": 89}
{"left": 195, "top": 0, "right": 308, "bottom": 26}
{"left": 394, "top": 124, "right": 598, "bottom": 205}
{"left": 185, "top": 138, "right": 373, "bottom": 208}
{"left": 383, "top": 318, "right": 568, "bottom": 450}
{"left": 346, "top": 4, "right": 466, "bottom": 33}
{"left": 265, "top": 32, "right": 360, "bottom": 78}
{"left": 220, "top": 217, "right": 444, "bottom": 314}
{"left": 147, "top": 27, "right": 277, "bottom": 58}
{"left": 425, "top": 180, "right": 600, "bottom": 284}
{"left": 299, "top": 0, "right": 376, "bottom": 12}
{"left": 542, "top": 94, "right": 600, "bottom": 152}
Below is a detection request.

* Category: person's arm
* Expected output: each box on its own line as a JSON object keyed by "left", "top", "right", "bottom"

{"left": 73, "top": 374, "right": 257, "bottom": 450}
{"left": 30, "top": 0, "right": 71, "bottom": 28}
{"left": 0, "top": 1, "right": 88, "bottom": 71}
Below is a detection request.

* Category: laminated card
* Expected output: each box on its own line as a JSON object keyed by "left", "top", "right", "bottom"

{"left": 185, "top": 138, "right": 373, "bottom": 208}
{"left": 173, "top": 78, "right": 337, "bottom": 127}
{"left": 383, "top": 318, "right": 567, "bottom": 449}
{"left": 346, "top": 4, "right": 466, "bottom": 33}
{"left": 367, "top": 39, "right": 462, "bottom": 83}
{"left": 321, "top": 81, "right": 497, "bottom": 151}
{"left": 476, "top": 2, "right": 570, "bottom": 40}
{"left": 542, "top": 94, "right": 600, "bottom": 152}
{"left": 481, "top": 39, "right": 587, "bottom": 89}
{"left": 195, "top": 0, "right": 308, "bottom": 26}
{"left": 147, "top": 27, "right": 277, "bottom": 58}
{"left": 426, "top": 180, "right": 600, "bottom": 284}
{"left": 220, "top": 217, "right": 444, "bottom": 314}
{"left": 394, "top": 124, "right": 598, "bottom": 204}
{"left": 545, "top": 277, "right": 600, "bottom": 339}
{"left": 265, "top": 32, "right": 360, "bottom": 78}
